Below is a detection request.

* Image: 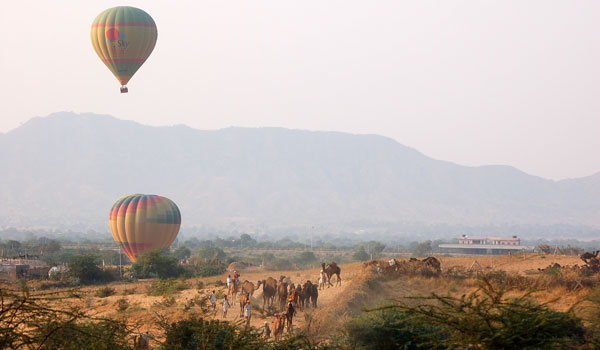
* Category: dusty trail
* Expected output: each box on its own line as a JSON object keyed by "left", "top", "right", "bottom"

{"left": 51, "top": 254, "right": 586, "bottom": 342}
{"left": 211, "top": 264, "right": 360, "bottom": 332}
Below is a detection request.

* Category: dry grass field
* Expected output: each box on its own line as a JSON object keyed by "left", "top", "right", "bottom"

{"left": 14, "top": 253, "right": 596, "bottom": 346}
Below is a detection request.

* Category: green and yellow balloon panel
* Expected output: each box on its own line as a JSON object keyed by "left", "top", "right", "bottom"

{"left": 109, "top": 194, "right": 181, "bottom": 262}
{"left": 91, "top": 6, "right": 157, "bottom": 91}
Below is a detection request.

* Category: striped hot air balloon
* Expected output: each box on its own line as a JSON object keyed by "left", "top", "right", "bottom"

{"left": 91, "top": 6, "right": 158, "bottom": 93}
{"left": 109, "top": 194, "right": 181, "bottom": 262}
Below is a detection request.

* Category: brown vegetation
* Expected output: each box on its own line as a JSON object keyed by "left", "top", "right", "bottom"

{"left": 11, "top": 253, "right": 600, "bottom": 348}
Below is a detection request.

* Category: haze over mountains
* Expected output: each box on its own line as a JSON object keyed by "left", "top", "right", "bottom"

{"left": 0, "top": 112, "right": 598, "bottom": 238}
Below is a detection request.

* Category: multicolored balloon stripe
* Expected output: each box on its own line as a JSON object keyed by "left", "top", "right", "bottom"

{"left": 109, "top": 194, "right": 180, "bottom": 262}
{"left": 91, "top": 6, "right": 158, "bottom": 89}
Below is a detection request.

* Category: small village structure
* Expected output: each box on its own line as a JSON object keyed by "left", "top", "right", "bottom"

{"left": 0, "top": 258, "right": 51, "bottom": 282}
{"left": 439, "top": 235, "right": 535, "bottom": 255}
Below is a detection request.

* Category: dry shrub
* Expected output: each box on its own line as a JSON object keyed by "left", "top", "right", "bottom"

{"left": 391, "top": 278, "right": 587, "bottom": 349}
{"left": 443, "top": 266, "right": 470, "bottom": 279}
{"left": 481, "top": 269, "right": 600, "bottom": 292}
{"left": 116, "top": 297, "right": 129, "bottom": 312}
{"left": 311, "top": 268, "right": 384, "bottom": 336}
{"left": 534, "top": 268, "right": 600, "bottom": 290}
{"left": 183, "top": 293, "right": 212, "bottom": 314}
{"left": 482, "top": 271, "right": 531, "bottom": 290}
{"left": 122, "top": 288, "right": 135, "bottom": 295}
{"left": 153, "top": 295, "right": 176, "bottom": 308}
{"left": 206, "top": 280, "right": 225, "bottom": 287}
{"left": 147, "top": 278, "right": 188, "bottom": 296}
{"left": 94, "top": 286, "right": 116, "bottom": 298}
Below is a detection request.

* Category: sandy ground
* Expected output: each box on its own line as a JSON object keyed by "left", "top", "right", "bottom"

{"left": 57, "top": 262, "right": 365, "bottom": 341}
{"left": 437, "top": 253, "right": 582, "bottom": 274}
{"left": 25, "top": 253, "right": 591, "bottom": 345}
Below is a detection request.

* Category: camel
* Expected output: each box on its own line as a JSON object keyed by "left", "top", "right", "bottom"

{"left": 310, "top": 283, "right": 318, "bottom": 308}
{"left": 277, "top": 280, "right": 288, "bottom": 311}
{"left": 422, "top": 256, "right": 441, "bottom": 272}
{"left": 228, "top": 279, "right": 239, "bottom": 301}
{"left": 257, "top": 279, "right": 276, "bottom": 311}
{"left": 301, "top": 281, "right": 314, "bottom": 309}
{"left": 295, "top": 284, "right": 304, "bottom": 310}
{"left": 241, "top": 280, "right": 258, "bottom": 298}
{"left": 322, "top": 262, "right": 342, "bottom": 287}
{"left": 581, "top": 251, "right": 600, "bottom": 273}
{"left": 581, "top": 251, "right": 600, "bottom": 262}
{"left": 271, "top": 314, "right": 286, "bottom": 341}
{"left": 239, "top": 292, "right": 250, "bottom": 317}
{"left": 301, "top": 280, "right": 318, "bottom": 308}
{"left": 265, "top": 277, "right": 278, "bottom": 290}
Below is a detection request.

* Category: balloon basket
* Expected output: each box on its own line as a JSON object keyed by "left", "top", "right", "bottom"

{"left": 120, "top": 86, "right": 129, "bottom": 93}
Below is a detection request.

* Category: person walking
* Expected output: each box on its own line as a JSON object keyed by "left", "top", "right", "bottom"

{"left": 318, "top": 270, "right": 325, "bottom": 290}
{"left": 226, "top": 275, "right": 232, "bottom": 288}
{"left": 209, "top": 290, "right": 217, "bottom": 311}
{"left": 244, "top": 300, "right": 251, "bottom": 324}
{"left": 222, "top": 294, "right": 230, "bottom": 318}
{"left": 262, "top": 321, "right": 271, "bottom": 339}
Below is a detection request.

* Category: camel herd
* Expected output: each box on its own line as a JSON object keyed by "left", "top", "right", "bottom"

{"left": 364, "top": 256, "right": 442, "bottom": 277}
{"left": 229, "top": 275, "right": 325, "bottom": 312}
{"left": 224, "top": 262, "right": 343, "bottom": 339}
{"left": 538, "top": 251, "right": 600, "bottom": 274}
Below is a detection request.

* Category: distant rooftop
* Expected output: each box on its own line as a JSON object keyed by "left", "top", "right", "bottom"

{"left": 439, "top": 243, "right": 535, "bottom": 250}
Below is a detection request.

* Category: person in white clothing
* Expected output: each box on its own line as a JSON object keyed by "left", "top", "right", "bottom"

{"left": 318, "top": 270, "right": 326, "bottom": 290}
{"left": 226, "top": 275, "right": 232, "bottom": 288}
{"left": 222, "top": 294, "right": 230, "bottom": 318}
{"left": 209, "top": 290, "right": 217, "bottom": 310}
{"left": 244, "top": 300, "right": 251, "bottom": 324}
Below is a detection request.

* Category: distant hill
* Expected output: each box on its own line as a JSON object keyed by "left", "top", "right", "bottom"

{"left": 0, "top": 112, "right": 598, "bottom": 233}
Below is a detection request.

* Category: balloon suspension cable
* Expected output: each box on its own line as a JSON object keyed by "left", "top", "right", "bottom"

{"left": 120, "top": 85, "right": 129, "bottom": 93}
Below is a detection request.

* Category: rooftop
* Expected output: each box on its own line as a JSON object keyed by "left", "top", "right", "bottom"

{"left": 439, "top": 244, "right": 534, "bottom": 250}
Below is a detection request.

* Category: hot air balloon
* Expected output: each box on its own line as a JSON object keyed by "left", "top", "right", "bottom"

{"left": 109, "top": 194, "right": 181, "bottom": 262}
{"left": 91, "top": 6, "right": 158, "bottom": 93}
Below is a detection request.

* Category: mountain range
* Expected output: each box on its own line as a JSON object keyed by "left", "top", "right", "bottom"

{"left": 0, "top": 112, "right": 598, "bottom": 236}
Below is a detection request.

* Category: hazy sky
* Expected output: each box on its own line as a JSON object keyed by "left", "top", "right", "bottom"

{"left": 1, "top": 1, "right": 598, "bottom": 180}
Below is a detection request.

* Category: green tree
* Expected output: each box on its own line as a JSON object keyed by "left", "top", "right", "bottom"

{"left": 341, "top": 307, "right": 446, "bottom": 350}
{"left": 38, "top": 320, "right": 132, "bottom": 350}
{"left": 353, "top": 245, "right": 369, "bottom": 262}
{"left": 132, "top": 250, "right": 184, "bottom": 279}
{"left": 370, "top": 242, "right": 386, "bottom": 258}
{"left": 4, "top": 240, "right": 21, "bottom": 255}
{"left": 0, "top": 288, "right": 132, "bottom": 350}
{"left": 412, "top": 240, "right": 432, "bottom": 257}
{"left": 172, "top": 246, "right": 191, "bottom": 261}
{"left": 239, "top": 234, "right": 257, "bottom": 248}
{"left": 68, "top": 254, "right": 108, "bottom": 285}
{"left": 195, "top": 247, "right": 227, "bottom": 262}
{"left": 391, "top": 278, "right": 586, "bottom": 349}
{"left": 183, "top": 237, "right": 201, "bottom": 247}
{"left": 582, "top": 286, "right": 600, "bottom": 347}
{"left": 157, "top": 314, "right": 329, "bottom": 350}
{"left": 295, "top": 251, "right": 318, "bottom": 266}
{"left": 22, "top": 237, "right": 59, "bottom": 254}
{"left": 42, "top": 240, "right": 62, "bottom": 255}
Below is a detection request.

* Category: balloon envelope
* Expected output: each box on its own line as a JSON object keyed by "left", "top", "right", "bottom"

{"left": 91, "top": 6, "right": 157, "bottom": 90}
{"left": 109, "top": 194, "right": 181, "bottom": 262}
